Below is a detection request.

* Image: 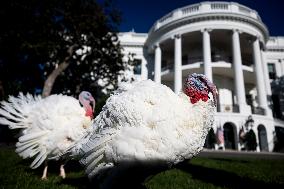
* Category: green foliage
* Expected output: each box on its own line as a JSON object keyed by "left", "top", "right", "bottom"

{"left": 146, "top": 157, "right": 284, "bottom": 189}
{"left": 0, "top": 0, "right": 129, "bottom": 98}
{"left": 0, "top": 148, "right": 87, "bottom": 189}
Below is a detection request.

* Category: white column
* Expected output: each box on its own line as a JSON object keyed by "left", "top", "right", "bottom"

{"left": 202, "top": 29, "right": 213, "bottom": 82}
{"left": 236, "top": 126, "right": 241, "bottom": 151}
{"left": 253, "top": 126, "right": 261, "bottom": 152}
{"left": 261, "top": 51, "right": 273, "bottom": 117}
{"left": 253, "top": 38, "right": 269, "bottom": 114}
{"left": 154, "top": 44, "right": 161, "bottom": 83}
{"left": 281, "top": 59, "right": 284, "bottom": 76}
{"left": 141, "top": 58, "right": 148, "bottom": 80}
{"left": 275, "top": 61, "right": 282, "bottom": 78}
{"left": 174, "top": 34, "right": 182, "bottom": 93}
{"left": 232, "top": 29, "right": 250, "bottom": 114}
{"left": 261, "top": 51, "right": 272, "bottom": 95}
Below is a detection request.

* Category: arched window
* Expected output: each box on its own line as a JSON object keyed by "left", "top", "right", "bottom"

{"left": 223, "top": 123, "right": 237, "bottom": 150}
{"left": 258, "top": 125, "right": 269, "bottom": 151}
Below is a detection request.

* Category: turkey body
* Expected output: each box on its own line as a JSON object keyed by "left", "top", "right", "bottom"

{"left": 68, "top": 79, "right": 216, "bottom": 179}
{"left": 0, "top": 93, "right": 92, "bottom": 169}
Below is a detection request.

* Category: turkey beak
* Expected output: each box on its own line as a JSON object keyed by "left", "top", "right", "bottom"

{"left": 200, "top": 75, "right": 218, "bottom": 107}
{"left": 206, "top": 83, "right": 218, "bottom": 107}
{"left": 211, "top": 87, "right": 218, "bottom": 107}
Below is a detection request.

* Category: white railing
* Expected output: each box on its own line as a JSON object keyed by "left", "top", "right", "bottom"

{"left": 149, "top": 2, "right": 262, "bottom": 34}
{"left": 238, "top": 5, "right": 251, "bottom": 14}
{"left": 182, "top": 4, "right": 200, "bottom": 15}
{"left": 159, "top": 12, "right": 173, "bottom": 24}
{"left": 211, "top": 3, "right": 229, "bottom": 10}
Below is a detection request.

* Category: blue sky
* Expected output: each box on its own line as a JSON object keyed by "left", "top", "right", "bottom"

{"left": 114, "top": 0, "right": 284, "bottom": 36}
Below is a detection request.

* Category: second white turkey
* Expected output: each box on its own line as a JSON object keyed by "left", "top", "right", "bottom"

{"left": 0, "top": 91, "right": 95, "bottom": 179}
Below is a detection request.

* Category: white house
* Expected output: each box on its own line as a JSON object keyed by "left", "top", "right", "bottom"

{"left": 118, "top": 1, "right": 284, "bottom": 152}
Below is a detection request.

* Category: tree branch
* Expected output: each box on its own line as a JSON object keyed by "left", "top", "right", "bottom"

{"left": 42, "top": 45, "right": 76, "bottom": 97}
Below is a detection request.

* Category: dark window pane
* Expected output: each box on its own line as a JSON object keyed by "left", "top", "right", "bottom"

{"left": 268, "top": 63, "right": 276, "bottom": 79}
{"left": 134, "top": 59, "right": 142, "bottom": 75}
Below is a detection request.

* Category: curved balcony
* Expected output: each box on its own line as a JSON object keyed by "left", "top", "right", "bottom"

{"left": 149, "top": 2, "right": 263, "bottom": 34}
{"left": 146, "top": 1, "right": 269, "bottom": 48}
{"left": 161, "top": 58, "right": 254, "bottom": 74}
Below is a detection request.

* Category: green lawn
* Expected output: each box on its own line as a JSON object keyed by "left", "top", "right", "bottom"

{"left": 0, "top": 147, "right": 284, "bottom": 189}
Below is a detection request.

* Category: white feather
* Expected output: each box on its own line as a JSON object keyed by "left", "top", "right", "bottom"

{"left": 18, "top": 131, "right": 49, "bottom": 143}
{"left": 0, "top": 93, "right": 93, "bottom": 169}
{"left": 15, "top": 141, "right": 38, "bottom": 153}
{"left": 30, "top": 149, "right": 47, "bottom": 169}
{"left": 65, "top": 79, "right": 215, "bottom": 178}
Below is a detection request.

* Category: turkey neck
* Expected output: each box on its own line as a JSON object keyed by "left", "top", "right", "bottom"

{"left": 79, "top": 98, "right": 93, "bottom": 119}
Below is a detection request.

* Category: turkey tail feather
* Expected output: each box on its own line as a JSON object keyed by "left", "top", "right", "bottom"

{"left": 0, "top": 93, "right": 47, "bottom": 169}
{"left": 15, "top": 131, "right": 48, "bottom": 162}
{"left": 15, "top": 140, "right": 38, "bottom": 155}
{"left": 30, "top": 149, "right": 47, "bottom": 169}
{"left": 0, "top": 93, "right": 41, "bottom": 129}
{"left": 17, "top": 144, "right": 38, "bottom": 159}
{"left": 18, "top": 131, "right": 49, "bottom": 143}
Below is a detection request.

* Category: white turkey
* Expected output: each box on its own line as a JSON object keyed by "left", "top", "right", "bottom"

{"left": 59, "top": 73, "right": 217, "bottom": 186}
{"left": 0, "top": 91, "right": 95, "bottom": 179}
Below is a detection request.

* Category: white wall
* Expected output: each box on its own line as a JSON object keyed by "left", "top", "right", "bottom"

{"left": 118, "top": 32, "right": 148, "bottom": 81}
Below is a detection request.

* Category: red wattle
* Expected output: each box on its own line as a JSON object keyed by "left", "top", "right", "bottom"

{"left": 85, "top": 107, "right": 93, "bottom": 119}
{"left": 184, "top": 87, "right": 209, "bottom": 104}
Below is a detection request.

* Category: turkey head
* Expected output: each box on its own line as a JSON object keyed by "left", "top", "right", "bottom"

{"left": 79, "top": 91, "right": 95, "bottom": 119}
{"left": 183, "top": 73, "right": 218, "bottom": 106}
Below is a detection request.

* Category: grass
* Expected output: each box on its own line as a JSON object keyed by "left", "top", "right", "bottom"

{"left": 145, "top": 157, "right": 284, "bottom": 189}
{"left": 0, "top": 147, "right": 88, "bottom": 189}
{"left": 0, "top": 147, "right": 284, "bottom": 189}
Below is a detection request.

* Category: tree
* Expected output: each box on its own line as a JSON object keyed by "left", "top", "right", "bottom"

{"left": 0, "top": 0, "right": 130, "bottom": 98}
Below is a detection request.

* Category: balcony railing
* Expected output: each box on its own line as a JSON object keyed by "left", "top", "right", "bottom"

{"left": 149, "top": 1, "right": 261, "bottom": 34}
{"left": 211, "top": 3, "right": 229, "bottom": 10}
{"left": 252, "top": 107, "right": 266, "bottom": 115}
{"left": 181, "top": 5, "right": 199, "bottom": 15}
{"left": 161, "top": 64, "right": 174, "bottom": 71}
{"left": 216, "top": 104, "right": 266, "bottom": 115}
{"left": 161, "top": 56, "right": 252, "bottom": 71}
{"left": 185, "top": 55, "right": 231, "bottom": 65}
{"left": 187, "top": 56, "right": 203, "bottom": 65}
{"left": 217, "top": 104, "right": 240, "bottom": 113}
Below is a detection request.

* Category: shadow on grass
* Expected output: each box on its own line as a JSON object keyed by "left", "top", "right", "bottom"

{"left": 19, "top": 159, "right": 91, "bottom": 188}
{"left": 209, "top": 158, "right": 250, "bottom": 163}
{"left": 88, "top": 161, "right": 170, "bottom": 189}
{"left": 175, "top": 161, "right": 284, "bottom": 189}
{"left": 18, "top": 159, "right": 87, "bottom": 177}
{"left": 59, "top": 160, "right": 90, "bottom": 188}
{"left": 60, "top": 175, "right": 90, "bottom": 189}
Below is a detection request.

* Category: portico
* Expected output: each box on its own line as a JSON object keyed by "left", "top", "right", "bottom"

{"left": 153, "top": 28, "right": 270, "bottom": 116}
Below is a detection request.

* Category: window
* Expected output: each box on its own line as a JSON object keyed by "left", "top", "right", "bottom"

{"left": 268, "top": 63, "right": 276, "bottom": 79}
{"left": 133, "top": 59, "right": 142, "bottom": 75}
